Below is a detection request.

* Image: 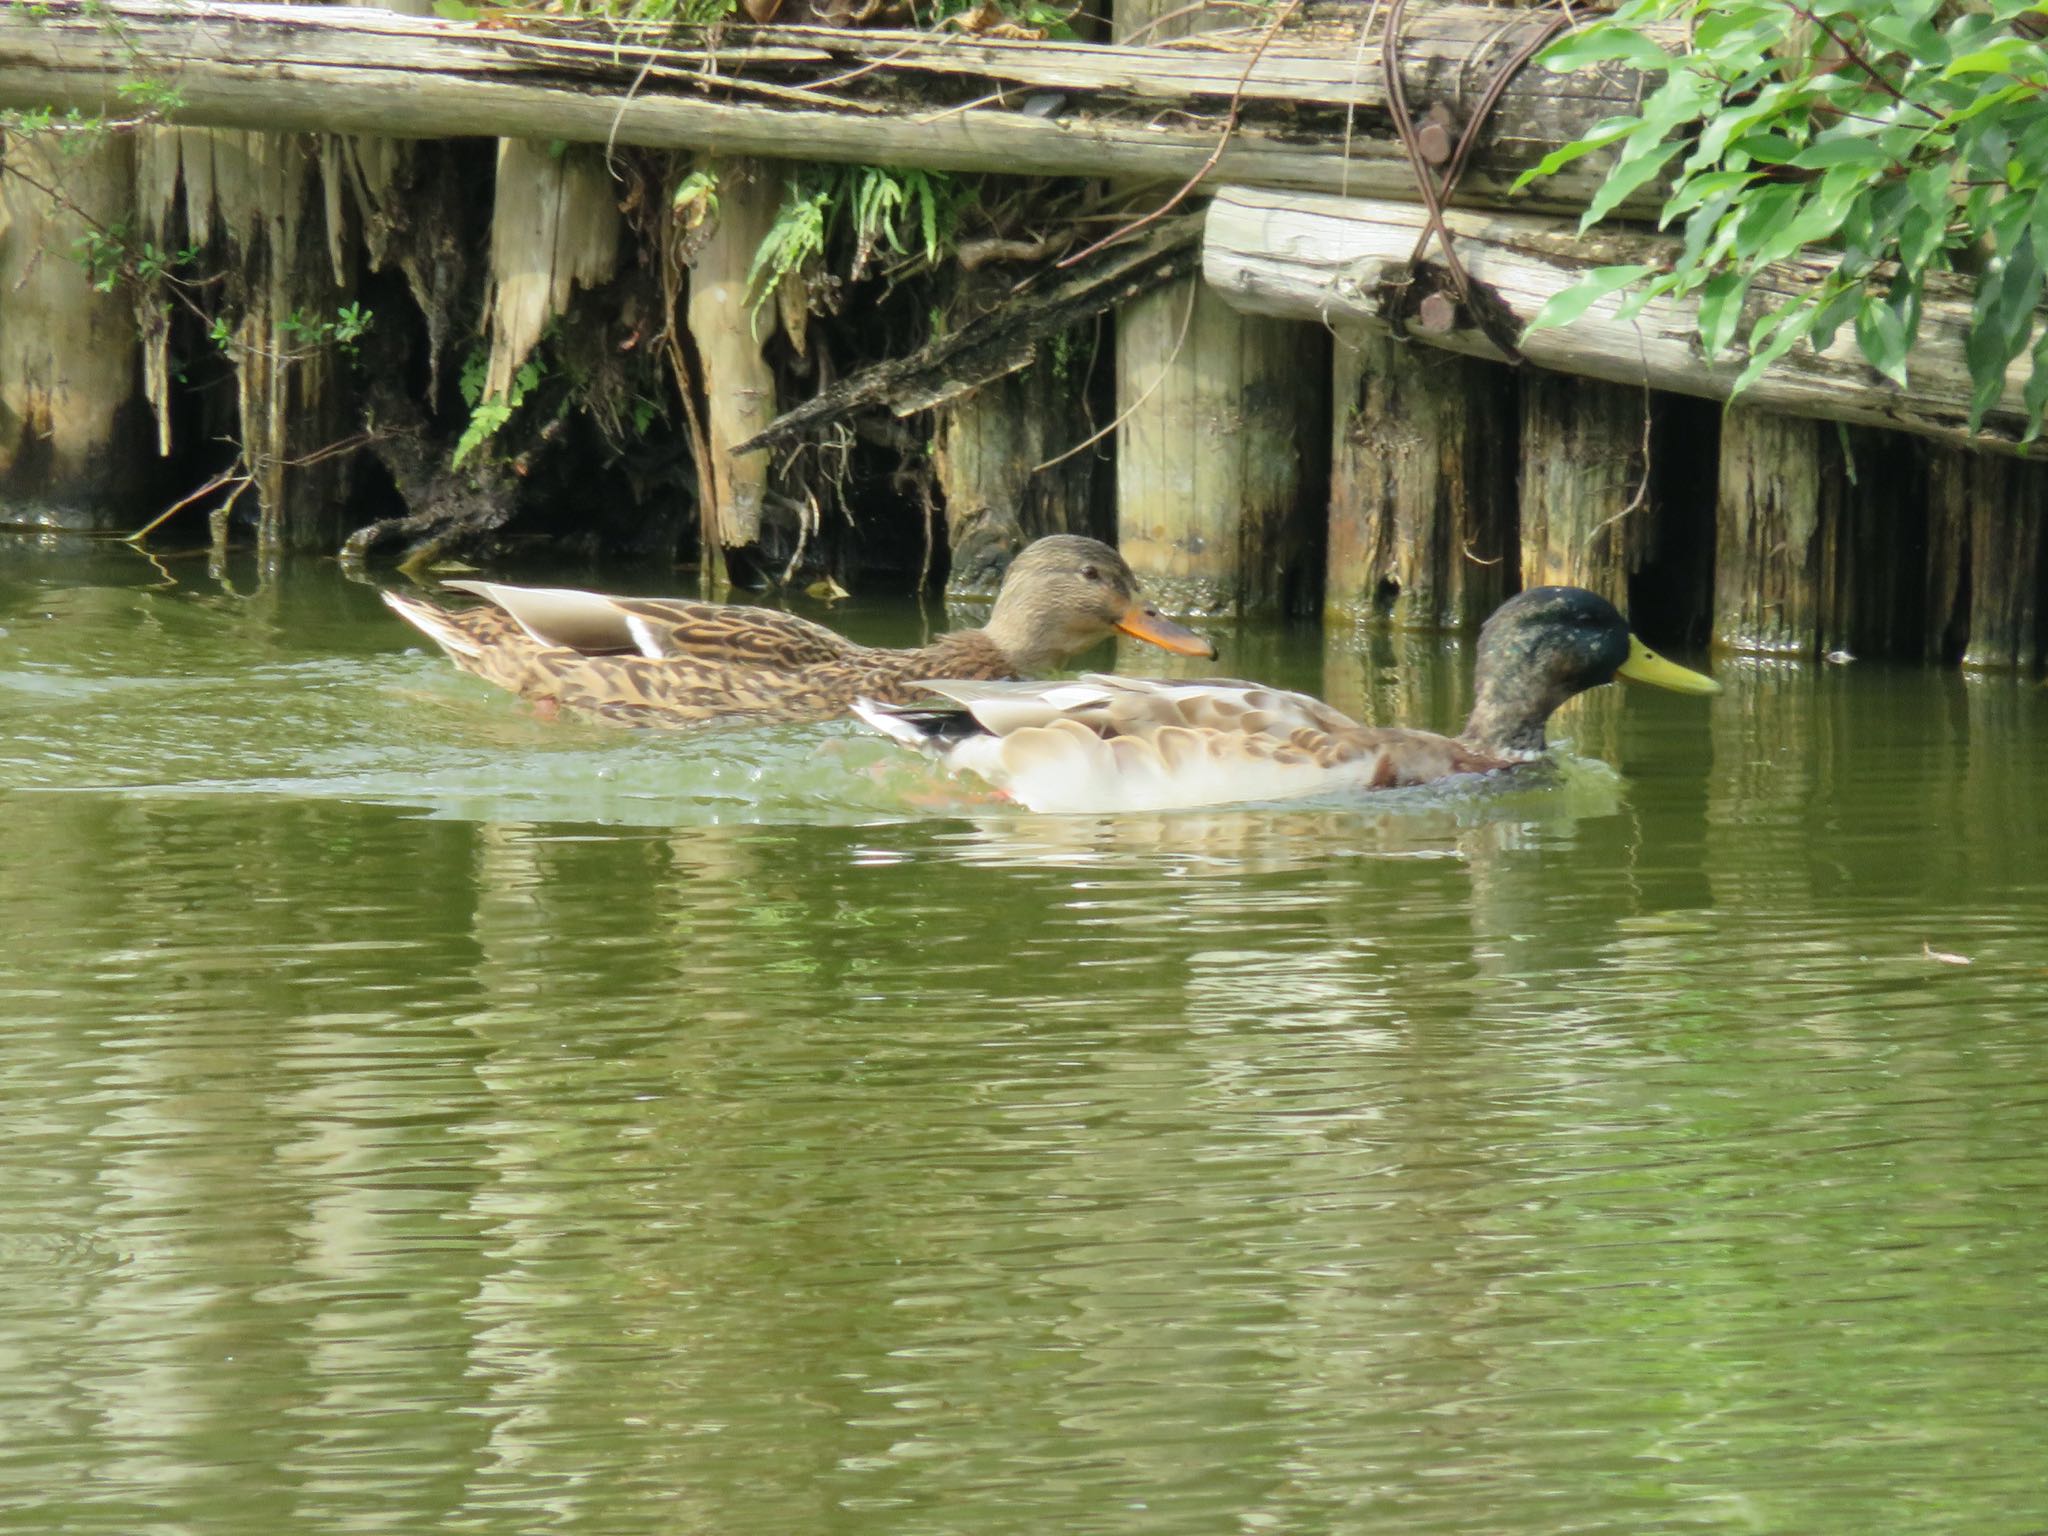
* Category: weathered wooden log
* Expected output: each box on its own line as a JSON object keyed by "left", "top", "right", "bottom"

{"left": 1206, "top": 189, "right": 2048, "bottom": 460}
{"left": 0, "top": 0, "right": 1673, "bottom": 213}
{"left": 1326, "top": 326, "right": 1513, "bottom": 629}
{"left": 0, "top": 129, "right": 154, "bottom": 529}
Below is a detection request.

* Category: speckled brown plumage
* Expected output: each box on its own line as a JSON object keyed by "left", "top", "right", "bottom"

{"left": 382, "top": 535, "right": 1216, "bottom": 728}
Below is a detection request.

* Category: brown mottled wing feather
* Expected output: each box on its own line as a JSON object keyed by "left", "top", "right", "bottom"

{"left": 608, "top": 597, "right": 863, "bottom": 668}
{"left": 391, "top": 587, "right": 1028, "bottom": 728}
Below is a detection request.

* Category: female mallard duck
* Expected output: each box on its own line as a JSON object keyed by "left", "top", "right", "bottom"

{"left": 853, "top": 586, "right": 1720, "bottom": 812}
{"left": 382, "top": 533, "right": 1215, "bottom": 727}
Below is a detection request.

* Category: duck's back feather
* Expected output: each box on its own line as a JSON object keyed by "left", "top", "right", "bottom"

{"left": 862, "top": 674, "right": 1514, "bottom": 812}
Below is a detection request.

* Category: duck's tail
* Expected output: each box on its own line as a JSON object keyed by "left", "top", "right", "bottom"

{"left": 381, "top": 589, "right": 487, "bottom": 659}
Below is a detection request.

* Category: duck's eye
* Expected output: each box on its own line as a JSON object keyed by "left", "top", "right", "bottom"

{"left": 1080, "top": 564, "right": 1100, "bottom": 582}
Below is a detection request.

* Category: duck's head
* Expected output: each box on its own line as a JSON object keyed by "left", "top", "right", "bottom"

{"left": 981, "top": 535, "right": 1216, "bottom": 671}
{"left": 1460, "top": 586, "right": 1719, "bottom": 756}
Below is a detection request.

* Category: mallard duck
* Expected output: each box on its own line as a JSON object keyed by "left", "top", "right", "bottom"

{"left": 381, "top": 533, "right": 1215, "bottom": 727}
{"left": 853, "top": 585, "right": 1720, "bottom": 812}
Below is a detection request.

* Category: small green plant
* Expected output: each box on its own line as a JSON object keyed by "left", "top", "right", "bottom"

{"left": 1049, "top": 326, "right": 1081, "bottom": 383}
{"left": 454, "top": 354, "right": 547, "bottom": 468}
{"left": 671, "top": 167, "right": 720, "bottom": 232}
{"left": 279, "top": 302, "right": 374, "bottom": 359}
{"left": 746, "top": 164, "right": 970, "bottom": 321}
{"left": 1523, "top": 0, "right": 2048, "bottom": 436}
{"left": 1, "top": 106, "right": 56, "bottom": 135}
{"left": 114, "top": 76, "right": 186, "bottom": 117}
{"left": 69, "top": 224, "right": 193, "bottom": 292}
{"left": 73, "top": 225, "right": 128, "bottom": 293}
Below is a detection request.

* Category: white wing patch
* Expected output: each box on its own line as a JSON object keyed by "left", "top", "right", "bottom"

{"left": 624, "top": 613, "right": 669, "bottom": 661}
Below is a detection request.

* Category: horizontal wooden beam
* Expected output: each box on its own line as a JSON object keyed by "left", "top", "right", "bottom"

{"left": 1204, "top": 187, "right": 2048, "bottom": 459}
{"left": 0, "top": 0, "right": 1668, "bottom": 209}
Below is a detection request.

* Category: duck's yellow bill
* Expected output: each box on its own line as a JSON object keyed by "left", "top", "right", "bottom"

{"left": 1618, "top": 634, "right": 1721, "bottom": 695}
{"left": 1117, "top": 605, "right": 1217, "bottom": 659}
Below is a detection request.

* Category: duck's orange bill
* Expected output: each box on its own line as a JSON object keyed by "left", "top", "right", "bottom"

{"left": 1117, "top": 604, "right": 1217, "bottom": 659}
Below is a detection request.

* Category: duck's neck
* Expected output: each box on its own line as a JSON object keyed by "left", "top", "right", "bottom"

{"left": 978, "top": 597, "right": 1061, "bottom": 674}
{"left": 1459, "top": 676, "right": 1563, "bottom": 758}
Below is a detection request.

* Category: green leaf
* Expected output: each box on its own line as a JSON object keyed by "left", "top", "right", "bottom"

{"left": 1855, "top": 293, "right": 1912, "bottom": 385}
{"left": 1788, "top": 134, "right": 1895, "bottom": 171}
{"left": 432, "top": 0, "right": 480, "bottom": 18}
{"left": 1965, "top": 232, "right": 2042, "bottom": 429}
{"left": 1809, "top": 279, "right": 1864, "bottom": 352}
{"left": 1538, "top": 24, "right": 1674, "bottom": 75}
{"left": 1512, "top": 115, "right": 1640, "bottom": 193}
{"left": 1944, "top": 39, "right": 2033, "bottom": 77}
{"left": 1731, "top": 304, "right": 1821, "bottom": 398}
{"left": 1525, "top": 264, "right": 1656, "bottom": 334}
{"left": 2021, "top": 325, "right": 2048, "bottom": 442}
{"left": 1730, "top": 132, "right": 1800, "bottom": 165}
{"left": 1696, "top": 270, "right": 1749, "bottom": 356}
{"left": 1582, "top": 140, "right": 1684, "bottom": 227}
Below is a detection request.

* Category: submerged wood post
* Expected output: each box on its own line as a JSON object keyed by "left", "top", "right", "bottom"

{"left": 686, "top": 156, "right": 788, "bottom": 586}
{"left": 1326, "top": 327, "right": 1515, "bottom": 628}
{"left": 1111, "top": 0, "right": 1327, "bottom": 616}
{"left": 933, "top": 270, "right": 1098, "bottom": 595}
{"left": 0, "top": 130, "right": 151, "bottom": 528}
{"left": 1715, "top": 408, "right": 1926, "bottom": 659}
{"left": 1518, "top": 372, "right": 1650, "bottom": 606}
{"left": 1712, "top": 408, "right": 1839, "bottom": 656}
{"left": 1926, "top": 447, "right": 2047, "bottom": 671}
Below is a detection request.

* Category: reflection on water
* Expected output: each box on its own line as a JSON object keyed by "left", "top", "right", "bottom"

{"left": 3, "top": 535, "right": 2048, "bottom": 1535}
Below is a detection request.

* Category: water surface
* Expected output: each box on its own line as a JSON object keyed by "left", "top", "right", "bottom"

{"left": 3, "top": 535, "right": 2045, "bottom": 1534}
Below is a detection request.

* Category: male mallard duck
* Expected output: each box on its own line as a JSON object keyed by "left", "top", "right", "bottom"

{"left": 853, "top": 586, "right": 1720, "bottom": 812}
{"left": 382, "top": 533, "right": 1214, "bottom": 727}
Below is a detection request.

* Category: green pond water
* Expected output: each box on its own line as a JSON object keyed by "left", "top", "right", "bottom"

{"left": 3, "top": 533, "right": 2046, "bottom": 1535}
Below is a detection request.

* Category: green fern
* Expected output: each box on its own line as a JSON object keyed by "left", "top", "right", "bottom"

{"left": 453, "top": 356, "right": 546, "bottom": 469}
{"left": 745, "top": 164, "right": 969, "bottom": 321}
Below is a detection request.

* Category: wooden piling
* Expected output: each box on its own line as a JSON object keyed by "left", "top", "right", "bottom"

{"left": 1926, "top": 447, "right": 2047, "bottom": 671}
{"left": 1518, "top": 372, "right": 1650, "bottom": 606}
{"left": 933, "top": 271, "right": 1099, "bottom": 595}
{"left": 1110, "top": 0, "right": 1327, "bottom": 617}
{"left": 0, "top": 130, "right": 151, "bottom": 529}
{"left": 1712, "top": 408, "right": 1923, "bottom": 659}
{"left": 1326, "top": 327, "right": 1515, "bottom": 630}
{"left": 686, "top": 156, "right": 787, "bottom": 586}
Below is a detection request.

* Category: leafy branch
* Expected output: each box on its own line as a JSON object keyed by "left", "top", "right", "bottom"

{"left": 1522, "top": 0, "right": 2048, "bottom": 435}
